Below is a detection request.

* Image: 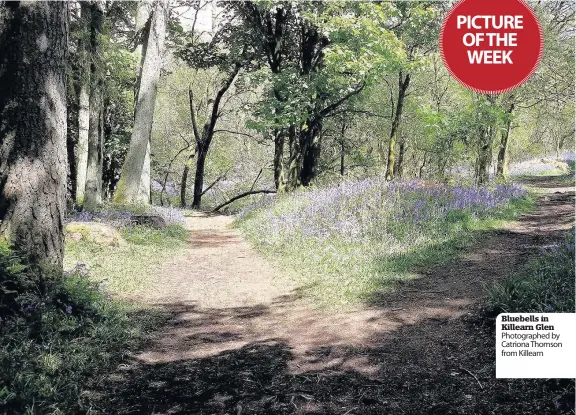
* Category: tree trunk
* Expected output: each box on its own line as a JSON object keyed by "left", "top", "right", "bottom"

{"left": 340, "top": 141, "right": 346, "bottom": 176}
{"left": 300, "top": 120, "right": 322, "bottom": 186}
{"left": 180, "top": 152, "right": 194, "bottom": 207}
{"left": 0, "top": 2, "right": 68, "bottom": 271}
{"left": 192, "top": 146, "right": 208, "bottom": 209}
{"left": 75, "top": 3, "right": 90, "bottom": 206}
{"left": 66, "top": 96, "right": 78, "bottom": 207}
{"left": 386, "top": 72, "right": 410, "bottom": 181}
{"left": 477, "top": 126, "right": 494, "bottom": 186}
{"left": 286, "top": 125, "right": 301, "bottom": 189}
{"left": 496, "top": 103, "right": 514, "bottom": 178}
{"left": 419, "top": 153, "right": 427, "bottom": 178}
{"left": 84, "top": 2, "right": 104, "bottom": 210}
{"left": 340, "top": 121, "right": 346, "bottom": 176}
{"left": 273, "top": 129, "right": 285, "bottom": 191}
{"left": 115, "top": 0, "right": 168, "bottom": 204}
{"left": 394, "top": 139, "right": 405, "bottom": 178}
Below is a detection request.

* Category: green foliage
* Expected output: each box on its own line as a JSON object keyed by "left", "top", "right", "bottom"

{"left": 0, "top": 244, "right": 163, "bottom": 414}
{"left": 488, "top": 230, "right": 575, "bottom": 314}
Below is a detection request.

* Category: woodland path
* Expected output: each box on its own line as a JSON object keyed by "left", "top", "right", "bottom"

{"left": 103, "top": 175, "right": 575, "bottom": 415}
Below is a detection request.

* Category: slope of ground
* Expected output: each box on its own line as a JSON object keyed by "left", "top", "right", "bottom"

{"left": 95, "top": 175, "right": 575, "bottom": 415}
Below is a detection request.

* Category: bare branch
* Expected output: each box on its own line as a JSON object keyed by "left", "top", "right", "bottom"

{"left": 212, "top": 190, "right": 276, "bottom": 212}
{"left": 201, "top": 170, "right": 229, "bottom": 196}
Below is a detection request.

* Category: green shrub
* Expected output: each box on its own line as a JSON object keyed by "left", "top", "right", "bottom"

{"left": 488, "top": 230, "right": 575, "bottom": 314}
{"left": 0, "top": 243, "right": 161, "bottom": 413}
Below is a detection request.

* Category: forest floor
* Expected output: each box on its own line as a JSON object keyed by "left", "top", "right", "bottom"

{"left": 99, "top": 175, "right": 575, "bottom": 415}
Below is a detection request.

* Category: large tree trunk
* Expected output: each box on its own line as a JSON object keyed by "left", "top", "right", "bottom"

{"left": 386, "top": 72, "right": 410, "bottom": 181}
{"left": 84, "top": 2, "right": 104, "bottom": 209}
{"left": 75, "top": 2, "right": 91, "bottom": 206}
{"left": 496, "top": 103, "right": 514, "bottom": 178}
{"left": 115, "top": 0, "right": 168, "bottom": 204}
{"left": 0, "top": 2, "right": 68, "bottom": 271}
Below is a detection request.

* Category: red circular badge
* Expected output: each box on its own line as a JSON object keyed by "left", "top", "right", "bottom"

{"left": 440, "top": 0, "right": 543, "bottom": 94}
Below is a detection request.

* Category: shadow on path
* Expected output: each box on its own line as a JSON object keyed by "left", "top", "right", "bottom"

{"left": 95, "top": 179, "right": 575, "bottom": 414}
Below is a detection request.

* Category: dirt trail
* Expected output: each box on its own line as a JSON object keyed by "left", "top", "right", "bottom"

{"left": 142, "top": 212, "right": 300, "bottom": 308}
{"left": 105, "top": 176, "right": 574, "bottom": 415}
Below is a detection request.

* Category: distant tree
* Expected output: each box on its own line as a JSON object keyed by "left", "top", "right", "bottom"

{"left": 0, "top": 1, "right": 68, "bottom": 270}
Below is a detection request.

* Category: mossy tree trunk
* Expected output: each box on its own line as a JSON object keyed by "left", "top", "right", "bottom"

{"left": 0, "top": 1, "right": 68, "bottom": 271}
{"left": 115, "top": 0, "right": 168, "bottom": 205}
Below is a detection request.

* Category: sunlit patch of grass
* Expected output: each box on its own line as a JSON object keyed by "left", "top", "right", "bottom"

{"left": 237, "top": 178, "right": 534, "bottom": 309}
{"left": 65, "top": 224, "right": 188, "bottom": 295}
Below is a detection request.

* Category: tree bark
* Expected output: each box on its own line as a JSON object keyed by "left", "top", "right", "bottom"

{"left": 192, "top": 145, "right": 208, "bottom": 208}
{"left": 75, "top": 2, "right": 91, "bottom": 206}
{"left": 340, "top": 121, "right": 346, "bottom": 176}
{"left": 180, "top": 152, "right": 194, "bottom": 207}
{"left": 496, "top": 103, "right": 514, "bottom": 178}
{"left": 300, "top": 120, "right": 322, "bottom": 186}
{"left": 84, "top": 1, "right": 104, "bottom": 209}
{"left": 273, "top": 129, "right": 285, "bottom": 191}
{"left": 394, "top": 139, "right": 405, "bottom": 178}
{"left": 115, "top": 0, "right": 168, "bottom": 204}
{"left": 419, "top": 152, "right": 427, "bottom": 178}
{"left": 0, "top": 1, "right": 68, "bottom": 271}
{"left": 386, "top": 72, "right": 410, "bottom": 181}
{"left": 477, "top": 126, "right": 494, "bottom": 186}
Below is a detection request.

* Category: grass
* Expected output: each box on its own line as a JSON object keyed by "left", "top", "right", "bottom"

{"left": 487, "top": 229, "right": 575, "bottom": 314}
{"left": 237, "top": 178, "right": 534, "bottom": 308}
{"left": 1, "top": 201, "right": 191, "bottom": 413}
{"left": 0, "top": 241, "right": 169, "bottom": 414}
{"left": 65, "top": 223, "right": 188, "bottom": 295}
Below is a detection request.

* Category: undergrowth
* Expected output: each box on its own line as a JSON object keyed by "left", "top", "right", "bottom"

{"left": 238, "top": 177, "right": 533, "bottom": 308}
{"left": 487, "top": 229, "right": 575, "bottom": 314}
{"left": 65, "top": 217, "right": 189, "bottom": 295}
{"left": 0, "top": 242, "right": 166, "bottom": 414}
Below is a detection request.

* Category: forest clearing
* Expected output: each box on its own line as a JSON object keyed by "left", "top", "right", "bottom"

{"left": 0, "top": 1, "right": 574, "bottom": 414}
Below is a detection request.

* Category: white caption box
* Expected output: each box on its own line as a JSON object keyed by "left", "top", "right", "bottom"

{"left": 496, "top": 313, "right": 576, "bottom": 378}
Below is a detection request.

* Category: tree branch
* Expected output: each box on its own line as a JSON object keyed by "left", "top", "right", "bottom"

{"left": 188, "top": 86, "right": 202, "bottom": 143}
{"left": 212, "top": 190, "right": 276, "bottom": 212}
{"left": 319, "top": 82, "right": 365, "bottom": 118}
{"left": 201, "top": 170, "right": 229, "bottom": 196}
